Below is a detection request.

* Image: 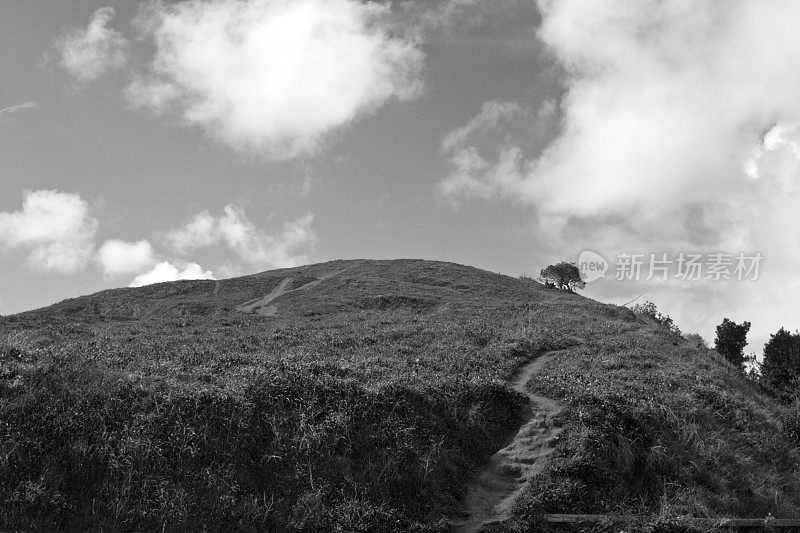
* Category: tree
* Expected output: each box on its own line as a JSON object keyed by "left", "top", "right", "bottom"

{"left": 714, "top": 318, "right": 751, "bottom": 370}
{"left": 538, "top": 261, "right": 585, "bottom": 292}
{"left": 761, "top": 328, "right": 800, "bottom": 400}
{"left": 631, "top": 301, "right": 680, "bottom": 334}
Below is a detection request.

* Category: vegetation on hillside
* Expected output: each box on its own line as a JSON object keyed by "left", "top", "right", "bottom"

{"left": 538, "top": 262, "right": 585, "bottom": 292}
{"left": 514, "top": 324, "right": 800, "bottom": 529}
{"left": 761, "top": 328, "right": 800, "bottom": 401}
{"left": 632, "top": 300, "right": 680, "bottom": 334}
{"left": 715, "top": 318, "right": 752, "bottom": 371}
{"left": 1, "top": 259, "right": 799, "bottom": 531}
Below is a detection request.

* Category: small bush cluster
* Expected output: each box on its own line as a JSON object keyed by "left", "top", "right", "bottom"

{"left": 631, "top": 301, "right": 680, "bottom": 335}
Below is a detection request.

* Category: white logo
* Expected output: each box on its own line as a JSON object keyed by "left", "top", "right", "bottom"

{"left": 578, "top": 250, "right": 608, "bottom": 283}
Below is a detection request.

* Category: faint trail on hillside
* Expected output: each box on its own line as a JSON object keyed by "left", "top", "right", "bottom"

{"left": 453, "top": 350, "right": 565, "bottom": 533}
{"left": 235, "top": 261, "right": 364, "bottom": 317}
{"left": 237, "top": 277, "right": 295, "bottom": 316}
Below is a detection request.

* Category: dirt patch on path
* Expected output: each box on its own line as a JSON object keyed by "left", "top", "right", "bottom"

{"left": 236, "top": 261, "right": 365, "bottom": 317}
{"left": 236, "top": 277, "right": 296, "bottom": 316}
{"left": 453, "top": 350, "right": 565, "bottom": 532}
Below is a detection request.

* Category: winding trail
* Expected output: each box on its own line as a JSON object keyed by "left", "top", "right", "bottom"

{"left": 236, "top": 261, "right": 364, "bottom": 317}
{"left": 236, "top": 277, "right": 317, "bottom": 316}
{"left": 454, "top": 350, "right": 565, "bottom": 532}
{"left": 236, "top": 277, "right": 292, "bottom": 316}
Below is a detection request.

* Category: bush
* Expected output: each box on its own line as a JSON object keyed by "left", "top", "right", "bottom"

{"left": 631, "top": 301, "right": 680, "bottom": 334}
{"left": 683, "top": 333, "right": 708, "bottom": 350}
{"left": 761, "top": 328, "right": 800, "bottom": 401}
{"left": 781, "top": 402, "right": 800, "bottom": 446}
{"left": 714, "top": 318, "right": 751, "bottom": 371}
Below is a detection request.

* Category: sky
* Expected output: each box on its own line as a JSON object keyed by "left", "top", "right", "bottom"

{"left": 2, "top": 0, "right": 800, "bottom": 355}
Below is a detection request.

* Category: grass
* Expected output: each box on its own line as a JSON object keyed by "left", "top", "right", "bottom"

{"left": 510, "top": 328, "right": 800, "bottom": 531}
{"left": 1, "top": 259, "right": 799, "bottom": 531}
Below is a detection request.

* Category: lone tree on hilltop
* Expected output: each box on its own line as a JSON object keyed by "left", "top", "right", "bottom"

{"left": 714, "top": 318, "right": 751, "bottom": 370}
{"left": 539, "top": 261, "right": 585, "bottom": 292}
{"left": 761, "top": 327, "right": 800, "bottom": 400}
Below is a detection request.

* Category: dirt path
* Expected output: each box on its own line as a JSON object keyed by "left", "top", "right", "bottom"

{"left": 236, "top": 261, "right": 364, "bottom": 317}
{"left": 453, "top": 350, "right": 565, "bottom": 532}
{"left": 236, "top": 277, "right": 296, "bottom": 316}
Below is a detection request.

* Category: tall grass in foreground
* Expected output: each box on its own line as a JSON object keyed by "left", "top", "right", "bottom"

{"left": 1, "top": 345, "right": 525, "bottom": 531}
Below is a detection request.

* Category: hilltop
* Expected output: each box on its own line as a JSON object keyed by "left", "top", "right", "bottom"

{"left": 1, "top": 259, "right": 799, "bottom": 531}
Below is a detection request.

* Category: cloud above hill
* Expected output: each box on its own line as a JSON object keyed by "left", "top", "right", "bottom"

{"left": 129, "top": 261, "right": 215, "bottom": 287}
{"left": 95, "top": 239, "right": 157, "bottom": 275}
{"left": 439, "top": 99, "right": 556, "bottom": 200}
{"left": 0, "top": 188, "right": 314, "bottom": 287}
{"left": 125, "top": 0, "right": 424, "bottom": 159}
{"left": 52, "top": 0, "right": 538, "bottom": 161}
{"left": 439, "top": 0, "right": 800, "bottom": 346}
{"left": 55, "top": 7, "right": 128, "bottom": 83}
{"left": 0, "top": 190, "right": 98, "bottom": 273}
{"left": 443, "top": 1, "right": 800, "bottom": 223}
{"left": 165, "top": 206, "right": 316, "bottom": 273}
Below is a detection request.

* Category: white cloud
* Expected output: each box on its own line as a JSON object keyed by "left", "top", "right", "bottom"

{"left": 439, "top": 100, "right": 555, "bottom": 200}
{"left": 56, "top": 7, "right": 128, "bottom": 83}
{"left": 442, "top": 1, "right": 800, "bottom": 222}
{"left": 166, "top": 206, "right": 316, "bottom": 271}
{"left": 0, "top": 102, "right": 37, "bottom": 118}
{"left": 126, "top": 0, "right": 425, "bottom": 159}
{"left": 0, "top": 190, "right": 98, "bottom": 273}
{"left": 96, "top": 239, "right": 157, "bottom": 275}
{"left": 744, "top": 124, "right": 800, "bottom": 189}
{"left": 162, "top": 211, "right": 218, "bottom": 253}
{"left": 439, "top": 0, "right": 800, "bottom": 350}
{"left": 129, "top": 261, "right": 215, "bottom": 287}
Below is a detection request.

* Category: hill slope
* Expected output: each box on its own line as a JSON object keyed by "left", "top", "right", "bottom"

{"left": 1, "top": 259, "right": 798, "bottom": 531}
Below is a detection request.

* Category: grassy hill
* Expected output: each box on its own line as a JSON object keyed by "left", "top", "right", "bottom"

{"left": 1, "top": 259, "right": 798, "bottom": 531}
